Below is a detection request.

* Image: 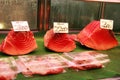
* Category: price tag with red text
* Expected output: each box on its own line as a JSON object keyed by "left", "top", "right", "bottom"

{"left": 100, "top": 19, "right": 113, "bottom": 30}
{"left": 11, "top": 21, "right": 30, "bottom": 31}
{"left": 53, "top": 22, "right": 69, "bottom": 33}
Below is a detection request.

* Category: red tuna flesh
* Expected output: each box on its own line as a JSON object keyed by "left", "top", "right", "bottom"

{"left": 44, "top": 29, "right": 76, "bottom": 52}
{"left": 0, "top": 30, "right": 37, "bottom": 55}
{"left": 77, "top": 20, "right": 118, "bottom": 50}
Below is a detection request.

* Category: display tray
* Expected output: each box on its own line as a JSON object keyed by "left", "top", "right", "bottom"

{"left": 0, "top": 32, "right": 120, "bottom": 80}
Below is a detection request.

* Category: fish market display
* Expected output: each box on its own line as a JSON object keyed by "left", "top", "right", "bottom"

{"left": 44, "top": 29, "right": 76, "bottom": 52}
{"left": 0, "top": 30, "right": 37, "bottom": 55}
{"left": 77, "top": 21, "right": 118, "bottom": 50}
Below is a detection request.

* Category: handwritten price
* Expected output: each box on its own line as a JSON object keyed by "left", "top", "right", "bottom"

{"left": 53, "top": 22, "right": 68, "bottom": 33}
{"left": 101, "top": 21, "right": 110, "bottom": 28}
{"left": 14, "top": 26, "right": 29, "bottom": 31}
{"left": 11, "top": 21, "right": 30, "bottom": 31}
{"left": 100, "top": 19, "right": 113, "bottom": 30}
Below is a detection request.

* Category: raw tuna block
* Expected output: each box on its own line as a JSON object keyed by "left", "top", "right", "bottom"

{"left": 77, "top": 21, "right": 118, "bottom": 50}
{"left": 44, "top": 29, "right": 76, "bottom": 52}
{"left": 0, "top": 30, "right": 37, "bottom": 55}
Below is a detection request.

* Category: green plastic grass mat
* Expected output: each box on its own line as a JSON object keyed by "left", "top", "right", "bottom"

{"left": 0, "top": 32, "right": 120, "bottom": 80}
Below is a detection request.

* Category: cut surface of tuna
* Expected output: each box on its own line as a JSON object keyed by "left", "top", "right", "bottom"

{"left": 44, "top": 29, "right": 76, "bottom": 52}
{"left": 0, "top": 30, "right": 37, "bottom": 55}
{"left": 77, "top": 21, "right": 118, "bottom": 50}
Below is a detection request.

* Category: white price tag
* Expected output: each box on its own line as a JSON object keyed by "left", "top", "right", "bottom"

{"left": 100, "top": 19, "right": 113, "bottom": 30}
{"left": 53, "top": 22, "right": 69, "bottom": 33}
{"left": 11, "top": 21, "right": 30, "bottom": 31}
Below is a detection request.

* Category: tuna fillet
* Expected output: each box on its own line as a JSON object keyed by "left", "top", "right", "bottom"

{"left": 64, "top": 51, "right": 108, "bottom": 70}
{"left": 16, "top": 55, "right": 65, "bottom": 76}
{"left": 0, "top": 30, "right": 37, "bottom": 55}
{"left": 0, "top": 57, "right": 18, "bottom": 80}
{"left": 44, "top": 29, "right": 76, "bottom": 52}
{"left": 77, "top": 21, "right": 118, "bottom": 50}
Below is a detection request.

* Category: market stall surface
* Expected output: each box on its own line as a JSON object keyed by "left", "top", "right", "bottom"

{"left": 0, "top": 32, "right": 120, "bottom": 80}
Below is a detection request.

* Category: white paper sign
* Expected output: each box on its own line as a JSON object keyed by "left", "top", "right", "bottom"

{"left": 100, "top": 19, "right": 113, "bottom": 30}
{"left": 53, "top": 22, "right": 69, "bottom": 33}
{"left": 11, "top": 21, "right": 30, "bottom": 31}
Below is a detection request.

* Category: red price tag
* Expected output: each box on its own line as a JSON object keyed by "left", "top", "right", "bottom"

{"left": 11, "top": 21, "right": 30, "bottom": 31}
